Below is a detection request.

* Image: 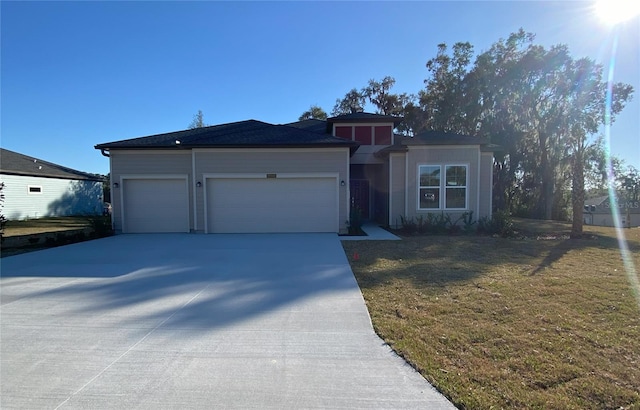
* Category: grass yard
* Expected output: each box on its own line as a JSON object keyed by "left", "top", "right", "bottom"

{"left": 343, "top": 221, "right": 640, "bottom": 409}
{"left": 2, "top": 216, "right": 95, "bottom": 237}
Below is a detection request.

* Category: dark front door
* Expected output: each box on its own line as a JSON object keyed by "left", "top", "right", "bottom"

{"left": 350, "top": 179, "right": 370, "bottom": 219}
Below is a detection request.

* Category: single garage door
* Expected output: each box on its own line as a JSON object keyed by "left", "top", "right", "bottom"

{"left": 123, "top": 178, "right": 189, "bottom": 233}
{"left": 207, "top": 177, "right": 338, "bottom": 233}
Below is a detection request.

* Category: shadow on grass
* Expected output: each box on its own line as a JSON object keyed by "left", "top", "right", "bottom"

{"left": 344, "top": 230, "right": 634, "bottom": 289}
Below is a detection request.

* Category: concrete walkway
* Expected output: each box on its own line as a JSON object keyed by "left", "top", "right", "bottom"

{"left": 1, "top": 234, "right": 453, "bottom": 409}
{"left": 340, "top": 223, "right": 401, "bottom": 241}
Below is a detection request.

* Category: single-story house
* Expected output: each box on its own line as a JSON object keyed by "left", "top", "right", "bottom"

{"left": 95, "top": 113, "right": 497, "bottom": 234}
{"left": 0, "top": 148, "right": 104, "bottom": 220}
{"left": 584, "top": 195, "right": 640, "bottom": 228}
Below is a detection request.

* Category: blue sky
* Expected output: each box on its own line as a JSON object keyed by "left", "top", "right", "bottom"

{"left": 2, "top": 1, "right": 638, "bottom": 175}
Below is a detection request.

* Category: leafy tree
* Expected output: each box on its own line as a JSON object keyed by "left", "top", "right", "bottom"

{"left": 420, "top": 42, "right": 476, "bottom": 134}
{"left": 558, "top": 57, "right": 634, "bottom": 237}
{"left": 331, "top": 88, "right": 366, "bottom": 115}
{"left": 618, "top": 165, "right": 640, "bottom": 202}
{"left": 416, "top": 29, "right": 633, "bottom": 234}
{"left": 298, "top": 105, "right": 327, "bottom": 121}
{"left": 362, "top": 76, "right": 414, "bottom": 117}
{"left": 188, "top": 110, "right": 208, "bottom": 129}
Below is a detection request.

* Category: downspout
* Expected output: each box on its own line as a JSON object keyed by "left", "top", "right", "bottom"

{"left": 100, "top": 149, "right": 110, "bottom": 157}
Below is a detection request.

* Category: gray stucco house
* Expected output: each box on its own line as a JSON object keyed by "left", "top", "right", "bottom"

{"left": 0, "top": 148, "right": 104, "bottom": 220}
{"left": 95, "top": 113, "right": 496, "bottom": 234}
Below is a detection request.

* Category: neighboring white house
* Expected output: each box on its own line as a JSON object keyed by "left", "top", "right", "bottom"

{"left": 0, "top": 148, "right": 104, "bottom": 220}
{"left": 584, "top": 195, "right": 640, "bottom": 228}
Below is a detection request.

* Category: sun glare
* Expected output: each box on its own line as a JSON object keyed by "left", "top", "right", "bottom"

{"left": 595, "top": 0, "right": 640, "bottom": 25}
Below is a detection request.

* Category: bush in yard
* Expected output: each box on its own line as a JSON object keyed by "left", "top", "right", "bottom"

{"left": 347, "top": 207, "right": 364, "bottom": 235}
{"left": 477, "top": 210, "right": 514, "bottom": 237}
{"left": 86, "top": 216, "right": 114, "bottom": 238}
{"left": 399, "top": 215, "right": 417, "bottom": 235}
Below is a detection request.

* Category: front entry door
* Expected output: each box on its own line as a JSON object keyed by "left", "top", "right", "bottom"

{"left": 350, "top": 179, "right": 370, "bottom": 219}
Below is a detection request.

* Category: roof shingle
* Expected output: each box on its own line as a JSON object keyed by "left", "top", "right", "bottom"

{"left": 0, "top": 148, "right": 103, "bottom": 181}
{"left": 95, "top": 120, "right": 358, "bottom": 150}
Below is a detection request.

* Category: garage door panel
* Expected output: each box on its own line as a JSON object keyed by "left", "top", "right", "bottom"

{"left": 207, "top": 177, "right": 337, "bottom": 233}
{"left": 123, "top": 179, "right": 189, "bottom": 233}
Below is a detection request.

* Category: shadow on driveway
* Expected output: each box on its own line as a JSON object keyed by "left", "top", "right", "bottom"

{"left": 1, "top": 234, "right": 356, "bottom": 331}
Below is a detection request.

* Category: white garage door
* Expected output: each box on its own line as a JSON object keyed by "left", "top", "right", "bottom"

{"left": 207, "top": 177, "right": 338, "bottom": 233}
{"left": 123, "top": 178, "right": 189, "bottom": 233}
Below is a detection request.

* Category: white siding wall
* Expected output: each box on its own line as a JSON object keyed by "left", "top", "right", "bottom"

{"left": 0, "top": 174, "right": 103, "bottom": 220}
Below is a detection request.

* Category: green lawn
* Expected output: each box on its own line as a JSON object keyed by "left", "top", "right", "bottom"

{"left": 343, "top": 222, "right": 640, "bottom": 409}
{"left": 3, "top": 216, "right": 95, "bottom": 237}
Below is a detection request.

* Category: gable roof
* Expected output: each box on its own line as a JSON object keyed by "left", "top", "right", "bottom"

{"left": 95, "top": 120, "right": 359, "bottom": 152}
{"left": 0, "top": 148, "right": 103, "bottom": 181}
{"left": 285, "top": 119, "right": 329, "bottom": 134}
{"left": 328, "top": 112, "right": 403, "bottom": 127}
{"left": 585, "top": 195, "right": 608, "bottom": 207}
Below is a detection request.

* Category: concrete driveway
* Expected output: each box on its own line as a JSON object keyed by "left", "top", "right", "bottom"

{"left": 1, "top": 234, "right": 454, "bottom": 409}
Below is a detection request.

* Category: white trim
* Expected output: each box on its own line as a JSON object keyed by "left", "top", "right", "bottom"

{"left": 203, "top": 172, "right": 340, "bottom": 234}
{"left": 203, "top": 172, "right": 338, "bottom": 179}
{"left": 331, "top": 122, "right": 395, "bottom": 129}
{"left": 120, "top": 174, "right": 189, "bottom": 233}
{"left": 192, "top": 150, "right": 198, "bottom": 232}
{"left": 388, "top": 154, "right": 393, "bottom": 227}
{"left": 404, "top": 152, "right": 408, "bottom": 218}
{"left": 416, "top": 164, "right": 470, "bottom": 211}
{"left": 111, "top": 150, "right": 189, "bottom": 155}
{"left": 346, "top": 149, "right": 351, "bottom": 229}
{"left": 487, "top": 153, "right": 494, "bottom": 216}
{"left": 109, "top": 153, "right": 114, "bottom": 231}
{"left": 406, "top": 145, "right": 481, "bottom": 150}
{"left": 476, "top": 149, "right": 481, "bottom": 219}
{"left": 417, "top": 165, "right": 441, "bottom": 210}
{"left": 27, "top": 185, "right": 43, "bottom": 194}
{"left": 192, "top": 147, "right": 346, "bottom": 154}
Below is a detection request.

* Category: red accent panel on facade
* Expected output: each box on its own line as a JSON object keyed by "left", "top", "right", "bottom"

{"left": 374, "top": 126, "right": 392, "bottom": 145}
{"left": 355, "top": 126, "right": 372, "bottom": 144}
{"left": 335, "top": 126, "right": 352, "bottom": 139}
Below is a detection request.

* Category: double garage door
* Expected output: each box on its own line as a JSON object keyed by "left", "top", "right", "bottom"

{"left": 121, "top": 176, "right": 338, "bottom": 233}
{"left": 206, "top": 177, "right": 338, "bottom": 233}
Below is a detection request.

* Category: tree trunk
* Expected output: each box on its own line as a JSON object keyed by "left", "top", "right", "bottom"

{"left": 571, "top": 148, "right": 585, "bottom": 238}
{"left": 539, "top": 131, "right": 554, "bottom": 220}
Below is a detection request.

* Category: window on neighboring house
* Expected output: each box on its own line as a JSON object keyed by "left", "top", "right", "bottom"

{"left": 418, "top": 165, "right": 468, "bottom": 210}
{"left": 28, "top": 185, "right": 42, "bottom": 194}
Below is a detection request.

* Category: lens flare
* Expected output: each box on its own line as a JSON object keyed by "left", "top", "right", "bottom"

{"left": 595, "top": 0, "right": 640, "bottom": 25}
{"left": 604, "top": 32, "right": 640, "bottom": 310}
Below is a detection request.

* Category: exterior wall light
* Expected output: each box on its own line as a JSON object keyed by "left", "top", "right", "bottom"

{"left": 196, "top": 181, "right": 202, "bottom": 188}
{"left": 113, "top": 182, "right": 119, "bottom": 188}
{"left": 340, "top": 180, "right": 346, "bottom": 186}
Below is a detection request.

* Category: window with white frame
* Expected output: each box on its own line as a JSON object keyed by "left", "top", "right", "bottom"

{"left": 418, "top": 165, "right": 468, "bottom": 210}
{"left": 418, "top": 165, "right": 440, "bottom": 209}
{"left": 445, "top": 165, "right": 467, "bottom": 209}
